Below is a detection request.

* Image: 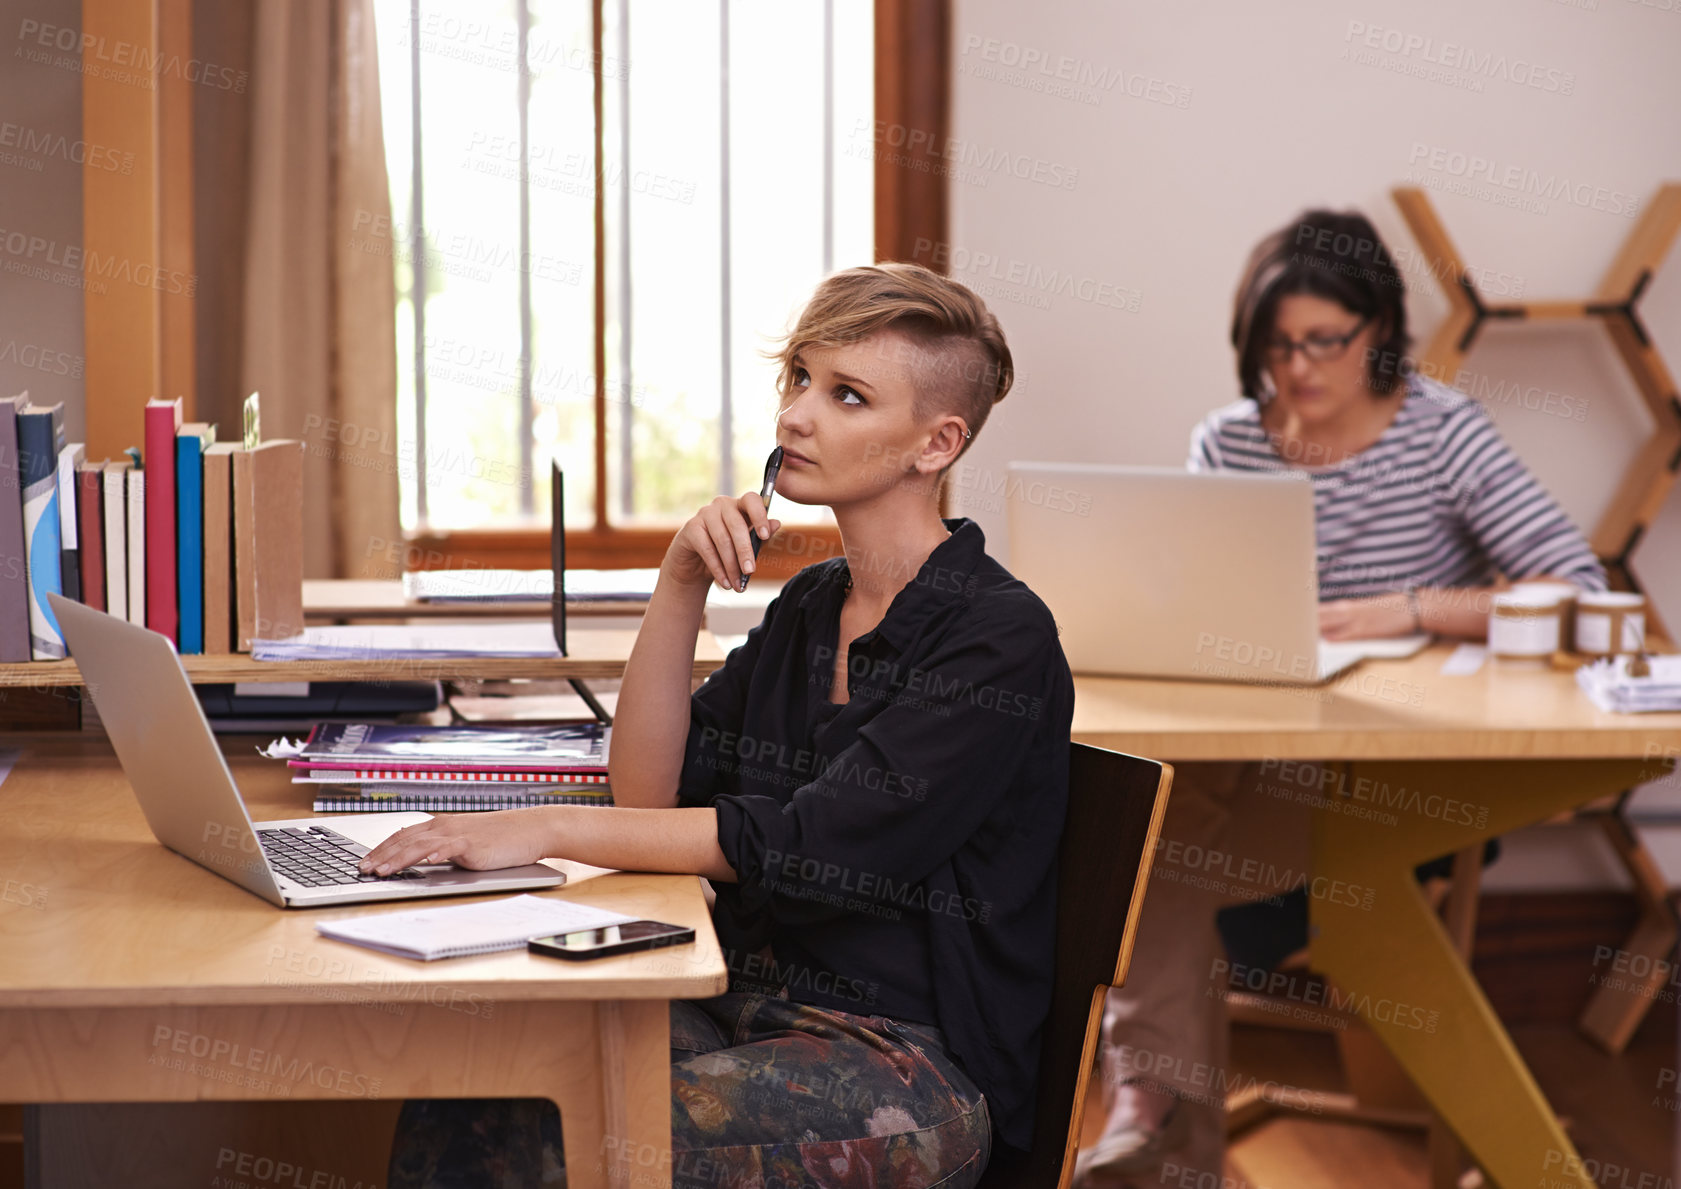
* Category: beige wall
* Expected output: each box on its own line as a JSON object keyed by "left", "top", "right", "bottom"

{"left": 945, "top": 0, "right": 1681, "bottom": 891}
{"left": 946, "top": 0, "right": 1681, "bottom": 582}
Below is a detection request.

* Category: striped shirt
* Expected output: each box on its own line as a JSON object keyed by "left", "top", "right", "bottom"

{"left": 1188, "top": 374, "right": 1606, "bottom": 601}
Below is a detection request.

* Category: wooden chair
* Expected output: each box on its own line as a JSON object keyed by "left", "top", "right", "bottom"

{"left": 976, "top": 743, "right": 1174, "bottom": 1189}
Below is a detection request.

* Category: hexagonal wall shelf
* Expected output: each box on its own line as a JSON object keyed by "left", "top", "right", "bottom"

{"left": 1391, "top": 184, "right": 1681, "bottom": 590}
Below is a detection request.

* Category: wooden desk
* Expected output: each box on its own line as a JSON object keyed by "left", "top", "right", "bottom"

{"left": 0, "top": 627, "right": 728, "bottom": 687}
{"left": 303, "top": 579, "right": 647, "bottom": 622}
{"left": 1071, "top": 644, "right": 1681, "bottom": 1189}
{"left": 1072, "top": 643, "right": 1681, "bottom": 760}
{"left": 0, "top": 736, "right": 728, "bottom": 1188}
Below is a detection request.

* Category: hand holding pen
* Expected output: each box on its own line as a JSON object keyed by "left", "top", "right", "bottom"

{"left": 665, "top": 447, "right": 783, "bottom": 594}
{"left": 745, "top": 446, "right": 782, "bottom": 586}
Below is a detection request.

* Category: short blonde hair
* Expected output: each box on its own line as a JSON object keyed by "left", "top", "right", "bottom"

{"left": 773, "top": 263, "right": 1013, "bottom": 458}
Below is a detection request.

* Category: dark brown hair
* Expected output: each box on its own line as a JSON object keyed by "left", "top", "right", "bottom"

{"left": 1231, "top": 210, "right": 1411, "bottom": 401}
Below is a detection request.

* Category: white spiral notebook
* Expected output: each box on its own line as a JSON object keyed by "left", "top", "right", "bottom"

{"left": 316, "top": 893, "right": 637, "bottom": 961}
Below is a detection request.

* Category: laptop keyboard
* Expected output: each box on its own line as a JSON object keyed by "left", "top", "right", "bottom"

{"left": 258, "top": 825, "right": 426, "bottom": 887}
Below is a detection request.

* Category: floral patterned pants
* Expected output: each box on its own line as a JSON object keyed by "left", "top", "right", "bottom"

{"left": 388, "top": 991, "right": 993, "bottom": 1189}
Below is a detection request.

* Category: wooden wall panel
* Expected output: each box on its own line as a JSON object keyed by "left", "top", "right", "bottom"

{"left": 81, "top": 0, "right": 161, "bottom": 458}
{"left": 157, "top": 0, "right": 196, "bottom": 414}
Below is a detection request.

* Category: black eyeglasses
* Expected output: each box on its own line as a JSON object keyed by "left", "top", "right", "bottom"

{"left": 1262, "top": 317, "right": 1370, "bottom": 365}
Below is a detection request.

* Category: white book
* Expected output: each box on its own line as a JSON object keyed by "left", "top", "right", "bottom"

{"left": 55, "top": 444, "right": 83, "bottom": 548}
{"left": 103, "top": 463, "right": 128, "bottom": 621}
{"left": 315, "top": 893, "right": 632, "bottom": 962}
{"left": 125, "top": 469, "right": 145, "bottom": 627}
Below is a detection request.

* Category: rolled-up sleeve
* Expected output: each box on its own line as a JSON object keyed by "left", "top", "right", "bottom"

{"left": 674, "top": 595, "right": 779, "bottom": 809}
{"left": 712, "top": 602, "right": 1061, "bottom": 921}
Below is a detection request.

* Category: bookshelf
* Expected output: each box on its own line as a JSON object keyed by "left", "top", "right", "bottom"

{"left": 0, "top": 629, "right": 726, "bottom": 688}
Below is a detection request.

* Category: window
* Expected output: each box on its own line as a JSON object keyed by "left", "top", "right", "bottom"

{"left": 371, "top": 0, "right": 874, "bottom": 565}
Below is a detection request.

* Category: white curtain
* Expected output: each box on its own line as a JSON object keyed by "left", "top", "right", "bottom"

{"left": 241, "top": 0, "right": 400, "bottom": 578}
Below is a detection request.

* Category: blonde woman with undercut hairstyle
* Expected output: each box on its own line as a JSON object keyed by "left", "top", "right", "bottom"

{"left": 368, "top": 264, "right": 1076, "bottom": 1188}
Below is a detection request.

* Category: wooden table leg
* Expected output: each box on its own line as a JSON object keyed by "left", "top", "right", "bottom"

{"left": 1310, "top": 759, "right": 1653, "bottom": 1189}
{"left": 1577, "top": 806, "right": 1679, "bottom": 1054}
{"left": 0, "top": 997, "right": 675, "bottom": 1189}
{"left": 1429, "top": 845, "right": 1485, "bottom": 1189}
{"left": 570, "top": 1000, "right": 673, "bottom": 1189}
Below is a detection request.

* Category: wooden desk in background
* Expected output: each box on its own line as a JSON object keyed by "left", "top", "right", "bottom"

{"left": 1071, "top": 644, "right": 1681, "bottom": 1189}
{"left": 0, "top": 736, "right": 727, "bottom": 1188}
{"left": 0, "top": 628, "right": 728, "bottom": 688}
{"left": 302, "top": 579, "right": 647, "bottom": 622}
{"left": 301, "top": 578, "right": 786, "bottom": 643}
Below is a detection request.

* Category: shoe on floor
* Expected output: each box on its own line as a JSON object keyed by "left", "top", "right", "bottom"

{"left": 1072, "top": 1089, "right": 1189, "bottom": 1185}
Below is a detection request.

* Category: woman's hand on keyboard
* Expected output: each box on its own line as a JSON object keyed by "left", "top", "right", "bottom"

{"left": 359, "top": 812, "right": 546, "bottom": 876}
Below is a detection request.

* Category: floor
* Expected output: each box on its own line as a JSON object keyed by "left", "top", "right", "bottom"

{"left": 1078, "top": 1008, "right": 1677, "bottom": 1188}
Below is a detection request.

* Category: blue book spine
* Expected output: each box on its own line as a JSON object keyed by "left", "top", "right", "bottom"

{"left": 177, "top": 434, "right": 205, "bottom": 654}
{"left": 18, "top": 407, "right": 65, "bottom": 660}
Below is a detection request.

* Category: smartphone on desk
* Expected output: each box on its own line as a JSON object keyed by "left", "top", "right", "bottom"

{"left": 528, "top": 920, "right": 696, "bottom": 961}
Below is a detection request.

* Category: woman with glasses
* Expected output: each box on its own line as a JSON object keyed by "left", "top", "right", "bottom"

{"left": 1075, "top": 209, "right": 1604, "bottom": 1187}
{"left": 1192, "top": 209, "right": 1602, "bottom": 636}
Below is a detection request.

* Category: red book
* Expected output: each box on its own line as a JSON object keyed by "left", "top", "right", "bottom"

{"left": 144, "top": 398, "right": 182, "bottom": 642}
{"left": 76, "top": 462, "right": 105, "bottom": 611}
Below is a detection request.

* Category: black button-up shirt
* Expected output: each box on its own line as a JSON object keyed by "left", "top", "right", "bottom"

{"left": 676, "top": 517, "right": 1075, "bottom": 1152}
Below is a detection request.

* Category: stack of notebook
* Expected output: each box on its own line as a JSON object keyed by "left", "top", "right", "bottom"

{"left": 0, "top": 391, "right": 303, "bottom": 663}
{"left": 287, "top": 721, "right": 614, "bottom": 812}
{"left": 1577, "top": 655, "right": 1681, "bottom": 714}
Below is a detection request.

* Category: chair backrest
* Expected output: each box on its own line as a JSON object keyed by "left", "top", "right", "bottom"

{"left": 975, "top": 743, "right": 1173, "bottom": 1189}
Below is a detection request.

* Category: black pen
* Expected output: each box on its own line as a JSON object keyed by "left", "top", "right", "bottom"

{"left": 742, "top": 446, "right": 783, "bottom": 590}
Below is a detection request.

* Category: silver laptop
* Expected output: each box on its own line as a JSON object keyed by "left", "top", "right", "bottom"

{"left": 1003, "top": 464, "right": 1429, "bottom": 685}
{"left": 50, "top": 593, "right": 566, "bottom": 907}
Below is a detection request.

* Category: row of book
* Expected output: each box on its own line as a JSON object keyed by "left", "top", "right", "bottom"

{"left": 278, "top": 721, "right": 614, "bottom": 813}
{"left": 0, "top": 393, "right": 304, "bottom": 663}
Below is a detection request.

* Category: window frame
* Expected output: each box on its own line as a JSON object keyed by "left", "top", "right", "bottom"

{"left": 407, "top": 0, "right": 951, "bottom": 578}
